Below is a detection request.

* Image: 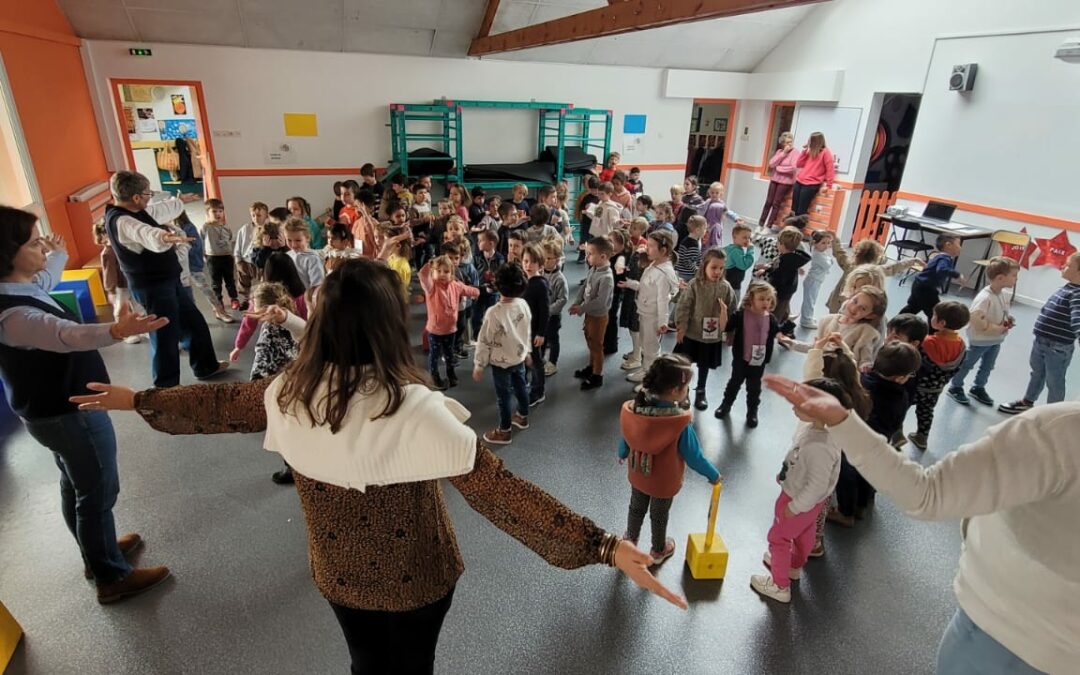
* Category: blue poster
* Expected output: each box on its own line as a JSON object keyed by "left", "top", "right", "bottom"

{"left": 160, "top": 118, "right": 198, "bottom": 140}
{"left": 623, "top": 114, "right": 646, "bottom": 134}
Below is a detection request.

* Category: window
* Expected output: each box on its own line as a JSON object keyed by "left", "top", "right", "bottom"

{"left": 761, "top": 102, "right": 796, "bottom": 178}
{"left": 0, "top": 53, "right": 45, "bottom": 226}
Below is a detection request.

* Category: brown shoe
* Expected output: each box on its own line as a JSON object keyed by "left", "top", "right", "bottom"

{"left": 97, "top": 566, "right": 171, "bottom": 604}
{"left": 482, "top": 428, "right": 512, "bottom": 445}
{"left": 195, "top": 360, "right": 231, "bottom": 381}
{"left": 84, "top": 533, "right": 144, "bottom": 579}
{"left": 511, "top": 413, "right": 529, "bottom": 430}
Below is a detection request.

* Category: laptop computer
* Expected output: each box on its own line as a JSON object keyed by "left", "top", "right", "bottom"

{"left": 917, "top": 200, "right": 957, "bottom": 225}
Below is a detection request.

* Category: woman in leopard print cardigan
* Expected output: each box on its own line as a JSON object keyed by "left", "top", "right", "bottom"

{"left": 71, "top": 258, "right": 684, "bottom": 674}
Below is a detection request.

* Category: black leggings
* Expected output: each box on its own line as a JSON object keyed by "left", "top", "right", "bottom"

{"left": 791, "top": 182, "right": 822, "bottom": 216}
{"left": 330, "top": 588, "right": 455, "bottom": 675}
{"left": 696, "top": 364, "right": 710, "bottom": 389}
{"left": 626, "top": 487, "right": 674, "bottom": 553}
{"left": 721, "top": 358, "right": 765, "bottom": 414}
{"left": 206, "top": 255, "right": 237, "bottom": 303}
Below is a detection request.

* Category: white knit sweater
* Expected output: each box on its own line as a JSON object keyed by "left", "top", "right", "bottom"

{"left": 829, "top": 404, "right": 1080, "bottom": 674}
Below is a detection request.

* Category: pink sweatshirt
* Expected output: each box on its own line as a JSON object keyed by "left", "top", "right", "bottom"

{"left": 234, "top": 294, "right": 308, "bottom": 351}
{"left": 419, "top": 264, "right": 479, "bottom": 335}
{"left": 795, "top": 148, "right": 836, "bottom": 186}
{"left": 768, "top": 148, "right": 799, "bottom": 185}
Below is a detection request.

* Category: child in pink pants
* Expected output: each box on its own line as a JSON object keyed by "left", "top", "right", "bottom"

{"left": 751, "top": 378, "right": 851, "bottom": 604}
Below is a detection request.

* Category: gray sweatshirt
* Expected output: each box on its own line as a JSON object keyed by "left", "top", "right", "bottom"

{"left": 201, "top": 222, "right": 233, "bottom": 257}
{"left": 543, "top": 268, "right": 568, "bottom": 316}
{"left": 574, "top": 264, "right": 613, "bottom": 316}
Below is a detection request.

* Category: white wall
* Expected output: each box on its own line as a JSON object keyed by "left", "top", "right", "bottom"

{"left": 81, "top": 41, "right": 691, "bottom": 224}
{"left": 729, "top": 0, "right": 1080, "bottom": 303}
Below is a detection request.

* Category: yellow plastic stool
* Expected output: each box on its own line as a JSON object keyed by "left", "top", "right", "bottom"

{"left": 685, "top": 482, "right": 729, "bottom": 580}
{"left": 0, "top": 600, "right": 23, "bottom": 670}
{"left": 62, "top": 268, "right": 107, "bottom": 306}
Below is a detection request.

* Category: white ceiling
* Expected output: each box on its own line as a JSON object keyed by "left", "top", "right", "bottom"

{"left": 59, "top": 0, "right": 819, "bottom": 72}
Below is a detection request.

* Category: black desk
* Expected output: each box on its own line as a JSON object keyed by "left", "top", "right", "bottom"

{"left": 878, "top": 213, "right": 996, "bottom": 290}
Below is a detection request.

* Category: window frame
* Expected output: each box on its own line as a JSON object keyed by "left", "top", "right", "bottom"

{"left": 759, "top": 101, "right": 796, "bottom": 180}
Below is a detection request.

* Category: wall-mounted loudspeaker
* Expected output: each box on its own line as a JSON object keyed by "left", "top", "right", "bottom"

{"left": 949, "top": 64, "right": 977, "bottom": 92}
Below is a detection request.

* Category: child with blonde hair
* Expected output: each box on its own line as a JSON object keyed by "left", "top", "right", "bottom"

{"left": 825, "top": 238, "right": 918, "bottom": 313}
{"left": 245, "top": 282, "right": 298, "bottom": 381}
{"left": 675, "top": 248, "right": 737, "bottom": 410}
{"left": 283, "top": 216, "right": 325, "bottom": 289}
{"left": 724, "top": 222, "right": 755, "bottom": 295}
{"left": 782, "top": 285, "right": 888, "bottom": 371}
{"left": 701, "top": 182, "right": 740, "bottom": 250}
{"left": 798, "top": 230, "right": 835, "bottom": 329}
{"left": 618, "top": 355, "right": 721, "bottom": 566}
{"left": 419, "top": 254, "right": 480, "bottom": 389}
{"left": 715, "top": 282, "right": 781, "bottom": 427}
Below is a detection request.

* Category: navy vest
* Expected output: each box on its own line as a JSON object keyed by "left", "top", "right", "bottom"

{"left": 0, "top": 294, "right": 110, "bottom": 419}
{"left": 104, "top": 204, "right": 181, "bottom": 287}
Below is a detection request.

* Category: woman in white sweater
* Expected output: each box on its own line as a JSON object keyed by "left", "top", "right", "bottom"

{"left": 764, "top": 373, "right": 1078, "bottom": 675}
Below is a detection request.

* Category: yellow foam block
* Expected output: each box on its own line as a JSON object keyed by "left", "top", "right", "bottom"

{"left": 0, "top": 600, "right": 24, "bottom": 670}
{"left": 685, "top": 532, "right": 729, "bottom": 579}
{"left": 63, "top": 268, "right": 107, "bottom": 306}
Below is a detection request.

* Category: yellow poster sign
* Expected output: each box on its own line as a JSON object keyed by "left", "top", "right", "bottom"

{"left": 283, "top": 113, "right": 318, "bottom": 137}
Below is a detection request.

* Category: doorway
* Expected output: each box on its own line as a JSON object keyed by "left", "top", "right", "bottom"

{"left": 686, "top": 98, "right": 737, "bottom": 192}
{"left": 862, "top": 93, "right": 921, "bottom": 192}
{"left": 110, "top": 79, "right": 219, "bottom": 225}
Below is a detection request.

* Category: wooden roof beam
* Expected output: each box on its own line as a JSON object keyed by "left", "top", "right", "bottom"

{"left": 477, "top": 0, "right": 501, "bottom": 38}
{"left": 469, "top": 0, "right": 823, "bottom": 56}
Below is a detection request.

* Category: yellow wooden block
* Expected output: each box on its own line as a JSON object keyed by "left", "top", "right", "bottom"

{"left": 685, "top": 532, "right": 729, "bottom": 580}
{"left": 63, "top": 268, "right": 107, "bottom": 306}
{"left": 0, "top": 600, "right": 24, "bottom": 671}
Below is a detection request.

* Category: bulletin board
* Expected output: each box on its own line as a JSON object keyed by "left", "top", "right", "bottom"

{"left": 792, "top": 105, "right": 863, "bottom": 174}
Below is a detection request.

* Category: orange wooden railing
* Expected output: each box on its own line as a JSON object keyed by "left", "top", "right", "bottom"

{"left": 850, "top": 189, "right": 896, "bottom": 245}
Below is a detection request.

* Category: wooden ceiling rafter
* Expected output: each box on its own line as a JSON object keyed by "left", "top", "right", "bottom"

{"left": 468, "top": 0, "right": 822, "bottom": 56}
{"left": 477, "top": 0, "right": 501, "bottom": 38}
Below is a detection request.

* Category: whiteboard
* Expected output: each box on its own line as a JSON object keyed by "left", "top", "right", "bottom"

{"left": 792, "top": 105, "right": 863, "bottom": 175}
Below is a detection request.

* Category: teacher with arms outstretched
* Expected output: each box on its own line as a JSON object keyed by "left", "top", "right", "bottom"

{"left": 764, "top": 374, "right": 1078, "bottom": 675}
{"left": 73, "top": 258, "right": 684, "bottom": 675}
{"left": 0, "top": 206, "right": 171, "bottom": 604}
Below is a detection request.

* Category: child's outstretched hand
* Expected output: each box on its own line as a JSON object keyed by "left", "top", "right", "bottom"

{"left": 229, "top": 347, "right": 242, "bottom": 362}
{"left": 472, "top": 368, "right": 483, "bottom": 382}
{"left": 676, "top": 328, "right": 685, "bottom": 344}
{"left": 568, "top": 304, "right": 581, "bottom": 316}
{"left": 533, "top": 335, "right": 545, "bottom": 348}
{"left": 658, "top": 324, "right": 670, "bottom": 335}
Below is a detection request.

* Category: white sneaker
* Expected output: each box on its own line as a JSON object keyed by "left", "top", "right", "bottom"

{"left": 214, "top": 310, "right": 236, "bottom": 324}
{"left": 800, "top": 320, "right": 818, "bottom": 330}
{"left": 626, "top": 370, "right": 645, "bottom": 383}
{"left": 122, "top": 334, "right": 145, "bottom": 344}
{"left": 762, "top": 551, "right": 802, "bottom": 579}
{"left": 622, "top": 351, "right": 634, "bottom": 361}
{"left": 543, "top": 361, "right": 558, "bottom": 376}
{"left": 621, "top": 359, "right": 642, "bottom": 371}
{"left": 750, "top": 574, "right": 791, "bottom": 603}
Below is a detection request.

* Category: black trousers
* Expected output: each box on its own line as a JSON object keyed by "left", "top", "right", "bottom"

{"left": 791, "top": 182, "right": 821, "bottom": 216}
{"left": 329, "top": 588, "right": 455, "bottom": 675}
{"left": 726, "top": 267, "right": 747, "bottom": 296}
{"left": 835, "top": 454, "right": 874, "bottom": 517}
{"left": 900, "top": 279, "right": 940, "bottom": 325}
{"left": 626, "top": 487, "right": 674, "bottom": 553}
{"left": 721, "top": 357, "right": 764, "bottom": 413}
{"left": 603, "top": 287, "right": 623, "bottom": 353}
{"left": 206, "top": 254, "right": 237, "bottom": 303}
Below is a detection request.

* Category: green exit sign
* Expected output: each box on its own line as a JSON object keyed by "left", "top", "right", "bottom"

{"left": 128, "top": 48, "right": 152, "bottom": 56}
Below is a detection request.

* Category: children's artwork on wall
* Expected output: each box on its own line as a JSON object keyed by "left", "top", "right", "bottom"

{"left": 999, "top": 227, "right": 1034, "bottom": 268}
{"left": 171, "top": 94, "right": 187, "bottom": 115}
{"left": 713, "top": 118, "right": 727, "bottom": 133}
{"left": 1030, "top": 230, "right": 1076, "bottom": 268}
{"left": 160, "top": 119, "right": 198, "bottom": 140}
{"left": 135, "top": 108, "right": 156, "bottom": 133}
{"left": 123, "top": 106, "right": 136, "bottom": 135}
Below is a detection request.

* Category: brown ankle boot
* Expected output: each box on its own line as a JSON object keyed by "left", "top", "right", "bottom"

{"left": 97, "top": 566, "right": 171, "bottom": 604}
{"left": 84, "top": 533, "right": 144, "bottom": 580}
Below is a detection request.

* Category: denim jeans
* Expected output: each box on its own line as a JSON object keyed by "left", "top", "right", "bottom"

{"left": 528, "top": 346, "right": 545, "bottom": 399}
{"left": 950, "top": 343, "right": 1001, "bottom": 390}
{"left": 24, "top": 411, "right": 132, "bottom": 585}
{"left": 130, "top": 278, "right": 220, "bottom": 387}
{"left": 491, "top": 363, "right": 528, "bottom": 430}
{"left": 428, "top": 332, "right": 457, "bottom": 379}
{"left": 1023, "top": 336, "right": 1075, "bottom": 404}
{"left": 937, "top": 608, "right": 1044, "bottom": 675}
{"left": 799, "top": 273, "right": 826, "bottom": 325}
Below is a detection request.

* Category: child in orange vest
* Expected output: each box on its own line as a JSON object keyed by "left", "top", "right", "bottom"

{"left": 618, "top": 354, "right": 721, "bottom": 566}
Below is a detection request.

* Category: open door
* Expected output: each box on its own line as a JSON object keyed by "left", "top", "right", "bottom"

{"left": 686, "top": 98, "right": 738, "bottom": 191}
{"left": 110, "top": 79, "right": 220, "bottom": 223}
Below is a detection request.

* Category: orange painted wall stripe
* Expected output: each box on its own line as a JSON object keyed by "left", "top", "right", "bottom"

{"left": 218, "top": 168, "right": 364, "bottom": 177}
{"left": 895, "top": 191, "right": 1080, "bottom": 233}
{"left": 0, "top": 18, "right": 81, "bottom": 47}
{"left": 630, "top": 163, "right": 686, "bottom": 171}
{"left": 727, "top": 162, "right": 759, "bottom": 172}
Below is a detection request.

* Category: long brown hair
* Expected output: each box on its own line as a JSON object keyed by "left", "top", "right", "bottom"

{"left": 819, "top": 348, "right": 871, "bottom": 420}
{"left": 807, "top": 132, "right": 827, "bottom": 158}
{"left": 276, "top": 258, "right": 427, "bottom": 432}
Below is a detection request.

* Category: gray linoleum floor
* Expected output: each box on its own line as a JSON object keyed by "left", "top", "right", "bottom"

{"left": 1, "top": 261, "right": 1076, "bottom": 675}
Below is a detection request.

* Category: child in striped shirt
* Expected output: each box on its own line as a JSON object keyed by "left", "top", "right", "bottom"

{"left": 999, "top": 252, "right": 1080, "bottom": 414}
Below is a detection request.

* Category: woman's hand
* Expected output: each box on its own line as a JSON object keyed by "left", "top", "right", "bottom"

{"left": 109, "top": 302, "right": 169, "bottom": 340}
{"left": 763, "top": 374, "right": 850, "bottom": 427}
{"left": 160, "top": 231, "right": 193, "bottom": 246}
{"left": 613, "top": 540, "right": 688, "bottom": 609}
{"left": 69, "top": 383, "right": 137, "bottom": 411}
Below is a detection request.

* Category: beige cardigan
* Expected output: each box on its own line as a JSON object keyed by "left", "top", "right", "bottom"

{"left": 829, "top": 404, "right": 1080, "bottom": 674}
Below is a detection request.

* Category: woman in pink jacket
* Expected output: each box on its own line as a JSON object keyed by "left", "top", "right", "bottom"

{"left": 759, "top": 132, "right": 799, "bottom": 229}
{"left": 792, "top": 132, "right": 836, "bottom": 216}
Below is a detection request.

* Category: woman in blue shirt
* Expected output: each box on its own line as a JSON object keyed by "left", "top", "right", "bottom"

{"left": 0, "top": 205, "right": 171, "bottom": 604}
